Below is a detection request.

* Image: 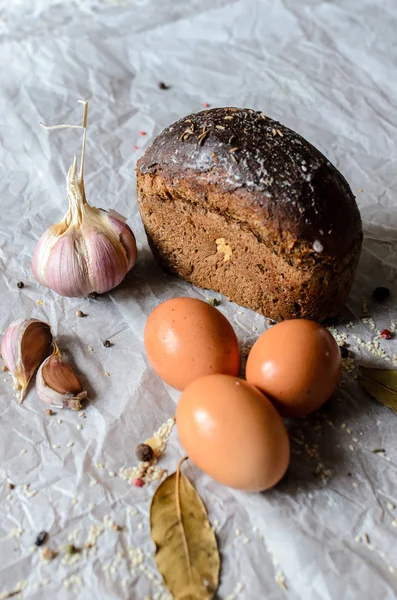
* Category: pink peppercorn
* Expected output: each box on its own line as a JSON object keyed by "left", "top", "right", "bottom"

{"left": 139, "top": 131, "right": 147, "bottom": 136}
{"left": 133, "top": 478, "right": 144, "bottom": 487}
{"left": 203, "top": 102, "right": 210, "bottom": 108}
{"left": 133, "top": 145, "right": 139, "bottom": 150}
{"left": 381, "top": 329, "right": 392, "bottom": 340}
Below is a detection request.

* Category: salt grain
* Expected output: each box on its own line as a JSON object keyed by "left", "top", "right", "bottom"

{"left": 9, "top": 527, "right": 24, "bottom": 538}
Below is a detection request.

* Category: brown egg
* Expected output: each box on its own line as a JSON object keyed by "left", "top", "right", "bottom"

{"left": 246, "top": 319, "right": 341, "bottom": 417}
{"left": 144, "top": 298, "right": 240, "bottom": 390}
{"left": 176, "top": 374, "right": 290, "bottom": 491}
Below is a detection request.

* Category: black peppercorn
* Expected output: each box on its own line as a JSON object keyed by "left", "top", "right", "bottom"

{"left": 339, "top": 346, "right": 349, "bottom": 359}
{"left": 135, "top": 443, "right": 154, "bottom": 463}
{"left": 158, "top": 81, "right": 170, "bottom": 90}
{"left": 35, "top": 531, "right": 48, "bottom": 547}
{"left": 17, "top": 281, "right": 24, "bottom": 289}
{"left": 372, "top": 287, "right": 390, "bottom": 301}
{"left": 207, "top": 297, "right": 221, "bottom": 307}
{"left": 103, "top": 340, "right": 111, "bottom": 348}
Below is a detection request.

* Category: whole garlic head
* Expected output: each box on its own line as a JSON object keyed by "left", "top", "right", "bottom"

{"left": 32, "top": 101, "right": 137, "bottom": 298}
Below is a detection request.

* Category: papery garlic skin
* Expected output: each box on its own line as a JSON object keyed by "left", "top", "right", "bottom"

{"left": 36, "top": 345, "right": 87, "bottom": 411}
{"left": 32, "top": 164, "right": 137, "bottom": 297}
{"left": 1, "top": 319, "right": 53, "bottom": 401}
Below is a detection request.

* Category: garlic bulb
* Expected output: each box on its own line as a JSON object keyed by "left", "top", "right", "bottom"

{"left": 32, "top": 101, "right": 137, "bottom": 297}
{"left": 36, "top": 344, "right": 87, "bottom": 411}
{"left": 1, "top": 319, "right": 53, "bottom": 402}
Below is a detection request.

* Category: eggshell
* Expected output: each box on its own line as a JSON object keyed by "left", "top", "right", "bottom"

{"left": 144, "top": 297, "right": 240, "bottom": 390}
{"left": 176, "top": 374, "right": 290, "bottom": 491}
{"left": 246, "top": 319, "right": 341, "bottom": 417}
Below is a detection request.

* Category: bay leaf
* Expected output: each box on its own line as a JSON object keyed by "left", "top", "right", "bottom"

{"left": 359, "top": 367, "right": 397, "bottom": 414}
{"left": 150, "top": 457, "right": 220, "bottom": 600}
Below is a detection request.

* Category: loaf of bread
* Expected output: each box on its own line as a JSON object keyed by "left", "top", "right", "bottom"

{"left": 136, "top": 107, "right": 362, "bottom": 321}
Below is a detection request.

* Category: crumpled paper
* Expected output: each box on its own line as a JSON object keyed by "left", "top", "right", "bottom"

{"left": 0, "top": 0, "right": 397, "bottom": 598}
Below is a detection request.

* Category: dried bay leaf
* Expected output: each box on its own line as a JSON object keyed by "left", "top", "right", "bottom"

{"left": 359, "top": 367, "right": 397, "bottom": 413}
{"left": 150, "top": 457, "right": 220, "bottom": 600}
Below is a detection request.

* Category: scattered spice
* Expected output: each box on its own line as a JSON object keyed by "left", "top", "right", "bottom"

{"left": 139, "top": 131, "right": 147, "bottom": 136}
{"left": 203, "top": 102, "right": 210, "bottom": 108}
{"left": 45, "top": 409, "right": 54, "bottom": 416}
{"left": 339, "top": 346, "right": 349, "bottom": 359}
{"left": 158, "top": 82, "right": 170, "bottom": 90}
{"left": 65, "top": 543, "right": 78, "bottom": 555}
{"left": 17, "top": 281, "right": 24, "bottom": 289}
{"left": 7, "top": 482, "right": 15, "bottom": 490}
{"left": 41, "top": 546, "right": 56, "bottom": 561}
{"left": 104, "top": 371, "right": 110, "bottom": 377}
{"left": 1, "top": 365, "right": 8, "bottom": 372}
{"left": 75, "top": 310, "right": 85, "bottom": 318}
{"left": 35, "top": 531, "right": 48, "bottom": 547}
{"left": 381, "top": 329, "right": 392, "bottom": 340}
{"left": 133, "top": 145, "right": 139, "bottom": 150}
{"left": 112, "top": 523, "right": 122, "bottom": 532}
{"left": 275, "top": 571, "right": 288, "bottom": 591}
{"left": 133, "top": 478, "right": 144, "bottom": 487}
{"left": 136, "top": 443, "right": 154, "bottom": 463}
{"left": 372, "top": 287, "right": 390, "bottom": 301}
{"left": 207, "top": 298, "right": 220, "bottom": 307}
{"left": 89, "top": 291, "right": 99, "bottom": 299}
{"left": 103, "top": 340, "right": 112, "bottom": 348}
{"left": 372, "top": 448, "right": 386, "bottom": 454}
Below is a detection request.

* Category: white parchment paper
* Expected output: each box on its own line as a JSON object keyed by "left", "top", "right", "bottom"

{"left": 1, "top": 1, "right": 397, "bottom": 598}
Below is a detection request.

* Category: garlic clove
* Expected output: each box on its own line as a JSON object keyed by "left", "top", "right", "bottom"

{"left": 106, "top": 212, "right": 137, "bottom": 272}
{"left": 1, "top": 319, "right": 53, "bottom": 402}
{"left": 36, "top": 345, "right": 87, "bottom": 411}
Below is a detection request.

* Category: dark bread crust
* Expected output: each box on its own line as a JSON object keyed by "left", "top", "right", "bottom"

{"left": 136, "top": 107, "right": 362, "bottom": 321}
